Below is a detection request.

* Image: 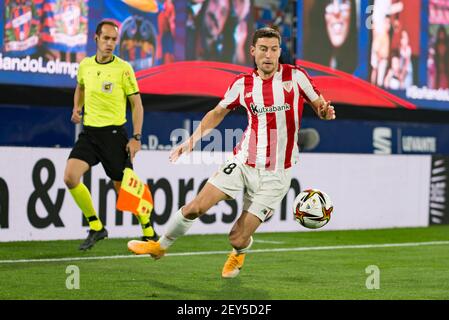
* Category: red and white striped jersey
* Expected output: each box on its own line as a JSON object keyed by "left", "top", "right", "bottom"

{"left": 218, "top": 64, "right": 321, "bottom": 171}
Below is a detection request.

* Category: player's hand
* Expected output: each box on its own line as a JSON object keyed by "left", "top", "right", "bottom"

{"left": 71, "top": 109, "right": 82, "bottom": 124}
{"left": 319, "top": 101, "right": 336, "bottom": 120}
{"left": 169, "top": 138, "right": 194, "bottom": 163}
{"left": 127, "top": 139, "right": 141, "bottom": 163}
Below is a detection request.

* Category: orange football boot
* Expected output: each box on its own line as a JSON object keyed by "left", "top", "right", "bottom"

{"left": 221, "top": 252, "right": 246, "bottom": 278}
{"left": 127, "top": 240, "right": 166, "bottom": 260}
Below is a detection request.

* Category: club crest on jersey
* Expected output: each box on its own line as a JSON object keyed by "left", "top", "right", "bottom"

{"left": 102, "top": 81, "right": 113, "bottom": 93}
{"left": 282, "top": 81, "right": 293, "bottom": 92}
{"left": 250, "top": 103, "right": 291, "bottom": 115}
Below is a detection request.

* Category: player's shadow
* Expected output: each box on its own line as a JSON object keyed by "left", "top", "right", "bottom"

{"left": 217, "top": 277, "right": 271, "bottom": 300}
{"left": 144, "top": 278, "right": 271, "bottom": 300}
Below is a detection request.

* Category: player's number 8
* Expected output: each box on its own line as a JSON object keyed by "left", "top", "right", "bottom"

{"left": 223, "top": 163, "right": 237, "bottom": 175}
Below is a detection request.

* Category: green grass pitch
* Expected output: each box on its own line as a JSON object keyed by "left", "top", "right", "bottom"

{"left": 1, "top": 225, "right": 449, "bottom": 300}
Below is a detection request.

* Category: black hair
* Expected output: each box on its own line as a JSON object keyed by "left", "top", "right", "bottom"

{"left": 390, "top": 49, "right": 400, "bottom": 59}
{"left": 252, "top": 26, "right": 282, "bottom": 46}
{"left": 95, "top": 20, "right": 119, "bottom": 36}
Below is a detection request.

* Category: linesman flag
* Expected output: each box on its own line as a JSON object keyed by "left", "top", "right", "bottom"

{"left": 116, "top": 168, "right": 153, "bottom": 216}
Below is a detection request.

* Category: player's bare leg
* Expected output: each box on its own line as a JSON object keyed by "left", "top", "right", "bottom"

{"left": 128, "top": 182, "right": 229, "bottom": 258}
{"left": 182, "top": 182, "right": 229, "bottom": 219}
{"left": 222, "top": 211, "right": 261, "bottom": 278}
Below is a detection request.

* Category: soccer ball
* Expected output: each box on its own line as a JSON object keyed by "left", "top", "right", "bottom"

{"left": 293, "top": 189, "right": 333, "bottom": 229}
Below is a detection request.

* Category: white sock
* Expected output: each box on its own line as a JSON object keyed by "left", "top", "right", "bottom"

{"left": 233, "top": 236, "right": 254, "bottom": 255}
{"left": 159, "top": 208, "right": 195, "bottom": 250}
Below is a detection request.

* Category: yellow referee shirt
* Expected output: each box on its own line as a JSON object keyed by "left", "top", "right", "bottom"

{"left": 77, "top": 55, "right": 139, "bottom": 127}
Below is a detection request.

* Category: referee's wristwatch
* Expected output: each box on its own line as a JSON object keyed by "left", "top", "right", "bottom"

{"left": 132, "top": 133, "right": 142, "bottom": 141}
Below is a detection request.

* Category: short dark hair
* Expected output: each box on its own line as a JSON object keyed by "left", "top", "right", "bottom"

{"left": 252, "top": 27, "right": 282, "bottom": 46}
{"left": 95, "top": 20, "right": 119, "bottom": 36}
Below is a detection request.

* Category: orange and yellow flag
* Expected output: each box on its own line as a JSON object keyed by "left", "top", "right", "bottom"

{"left": 116, "top": 168, "right": 153, "bottom": 216}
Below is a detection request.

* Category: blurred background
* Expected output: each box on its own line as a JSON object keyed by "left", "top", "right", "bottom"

{"left": 1, "top": 0, "right": 449, "bottom": 241}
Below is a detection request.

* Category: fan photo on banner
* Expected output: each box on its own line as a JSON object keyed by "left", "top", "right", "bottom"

{"left": 303, "top": 0, "right": 360, "bottom": 74}
{"left": 368, "top": 0, "right": 420, "bottom": 91}
{"left": 428, "top": 0, "right": 449, "bottom": 90}
{"left": 185, "top": 0, "right": 254, "bottom": 65}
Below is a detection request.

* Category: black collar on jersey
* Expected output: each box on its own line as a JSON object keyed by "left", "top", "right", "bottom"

{"left": 95, "top": 55, "right": 115, "bottom": 65}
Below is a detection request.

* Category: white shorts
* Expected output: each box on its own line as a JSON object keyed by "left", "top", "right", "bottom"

{"left": 207, "top": 158, "right": 291, "bottom": 222}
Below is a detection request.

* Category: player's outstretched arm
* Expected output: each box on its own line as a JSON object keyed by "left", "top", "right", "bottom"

{"left": 310, "top": 95, "right": 336, "bottom": 120}
{"left": 169, "top": 105, "right": 231, "bottom": 163}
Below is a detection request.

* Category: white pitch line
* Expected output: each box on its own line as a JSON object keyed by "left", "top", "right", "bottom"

{"left": 253, "top": 240, "right": 285, "bottom": 244}
{"left": 1, "top": 240, "right": 449, "bottom": 264}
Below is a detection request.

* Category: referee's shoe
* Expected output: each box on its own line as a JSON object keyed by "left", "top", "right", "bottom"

{"left": 79, "top": 228, "right": 108, "bottom": 251}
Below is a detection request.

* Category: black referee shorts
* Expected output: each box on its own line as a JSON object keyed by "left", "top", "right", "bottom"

{"left": 69, "top": 125, "right": 132, "bottom": 181}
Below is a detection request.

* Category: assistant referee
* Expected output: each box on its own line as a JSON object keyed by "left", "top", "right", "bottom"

{"left": 63, "top": 20, "right": 157, "bottom": 251}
